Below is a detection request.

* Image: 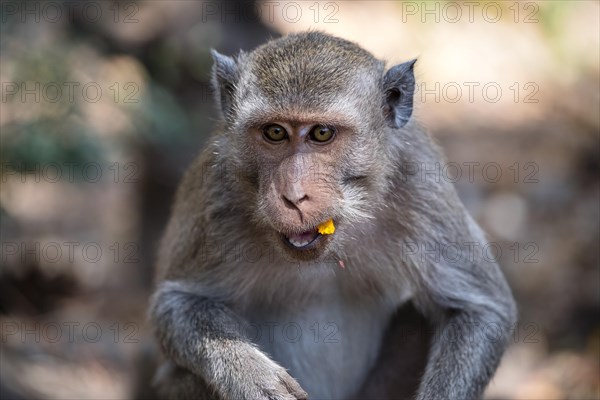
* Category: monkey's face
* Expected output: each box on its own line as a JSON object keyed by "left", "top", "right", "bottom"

{"left": 232, "top": 109, "right": 388, "bottom": 262}
{"left": 211, "top": 33, "right": 412, "bottom": 262}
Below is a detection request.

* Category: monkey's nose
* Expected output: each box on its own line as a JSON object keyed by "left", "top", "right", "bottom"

{"left": 280, "top": 179, "right": 309, "bottom": 208}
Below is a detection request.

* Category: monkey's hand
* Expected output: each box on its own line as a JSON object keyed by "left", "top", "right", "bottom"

{"left": 150, "top": 281, "right": 308, "bottom": 400}
{"left": 209, "top": 343, "right": 307, "bottom": 400}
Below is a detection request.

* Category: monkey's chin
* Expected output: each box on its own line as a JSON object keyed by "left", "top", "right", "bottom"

{"left": 278, "top": 230, "right": 334, "bottom": 262}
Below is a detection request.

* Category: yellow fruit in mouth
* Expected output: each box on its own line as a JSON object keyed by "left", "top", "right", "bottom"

{"left": 317, "top": 219, "right": 335, "bottom": 235}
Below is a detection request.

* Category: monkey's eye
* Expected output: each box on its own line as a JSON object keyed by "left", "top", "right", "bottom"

{"left": 263, "top": 124, "right": 288, "bottom": 142}
{"left": 309, "top": 125, "right": 335, "bottom": 143}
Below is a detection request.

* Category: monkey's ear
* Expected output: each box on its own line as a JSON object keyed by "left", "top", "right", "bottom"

{"left": 382, "top": 59, "right": 417, "bottom": 129}
{"left": 210, "top": 49, "right": 240, "bottom": 117}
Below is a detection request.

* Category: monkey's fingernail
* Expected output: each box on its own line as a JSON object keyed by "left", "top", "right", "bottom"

{"left": 339, "top": 260, "right": 345, "bottom": 269}
{"left": 316, "top": 219, "right": 335, "bottom": 235}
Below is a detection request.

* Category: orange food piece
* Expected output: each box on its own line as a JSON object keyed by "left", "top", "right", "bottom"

{"left": 317, "top": 219, "right": 335, "bottom": 235}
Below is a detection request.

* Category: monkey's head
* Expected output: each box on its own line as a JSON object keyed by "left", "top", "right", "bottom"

{"left": 211, "top": 32, "right": 416, "bottom": 262}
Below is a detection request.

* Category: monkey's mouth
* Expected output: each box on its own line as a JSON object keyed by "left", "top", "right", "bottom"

{"left": 282, "top": 230, "right": 321, "bottom": 249}
{"left": 277, "top": 221, "right": 336, "bottom": 259}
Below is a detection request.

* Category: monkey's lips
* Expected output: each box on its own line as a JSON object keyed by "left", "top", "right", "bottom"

{"left": 283, "top": 230, "right": 321, "bottom": 249}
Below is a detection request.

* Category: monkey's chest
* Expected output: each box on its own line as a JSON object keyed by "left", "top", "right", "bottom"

{"left": 244, "top": 294, "right": 394, "bottom": 400}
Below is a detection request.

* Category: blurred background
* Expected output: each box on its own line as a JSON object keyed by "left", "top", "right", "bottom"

{"left": 0, "top": 1, "right": 598, "bottom": 399}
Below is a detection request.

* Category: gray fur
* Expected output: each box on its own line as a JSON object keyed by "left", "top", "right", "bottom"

{"left": 149, "top": 31, "right": 517, "bottom": 400}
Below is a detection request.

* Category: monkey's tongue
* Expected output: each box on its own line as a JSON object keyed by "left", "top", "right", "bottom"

{"left": 286, "top": 230, "right": 319, "bottom": 248}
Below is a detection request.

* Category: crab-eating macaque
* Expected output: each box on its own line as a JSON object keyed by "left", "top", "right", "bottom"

{"left": 149, "top": 31, "right": 517, "bottom": 400}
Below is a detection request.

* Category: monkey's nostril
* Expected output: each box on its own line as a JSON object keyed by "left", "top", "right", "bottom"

{"left": 282, "top": 195, "right": 296, "bottom": 209}
{"left": 297, "top": 194, "right": 308, "bottom": 204}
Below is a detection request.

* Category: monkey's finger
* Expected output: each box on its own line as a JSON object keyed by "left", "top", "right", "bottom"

{"left": 278, "top": 371, "right": 308, "bottom": 400}
{"left": 263, "top": 384, "right": 303, "bottom": 400}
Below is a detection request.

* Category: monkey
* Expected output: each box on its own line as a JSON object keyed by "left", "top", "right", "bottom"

{"left": 149, "top": 31, "right": 517, "bottom": 400}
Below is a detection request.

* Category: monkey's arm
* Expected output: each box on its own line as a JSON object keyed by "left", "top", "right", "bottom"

{"left": 150, "top": 281, "right": 307, "bottom": 400}
{"left": 411, "top": 227, "right": 517, "bottom": 400}
{"left": 384, "top": 143, "right": 517, "bottom": 399}
{"left": 416, "top": 309, "right": 513, "bottom": 400}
